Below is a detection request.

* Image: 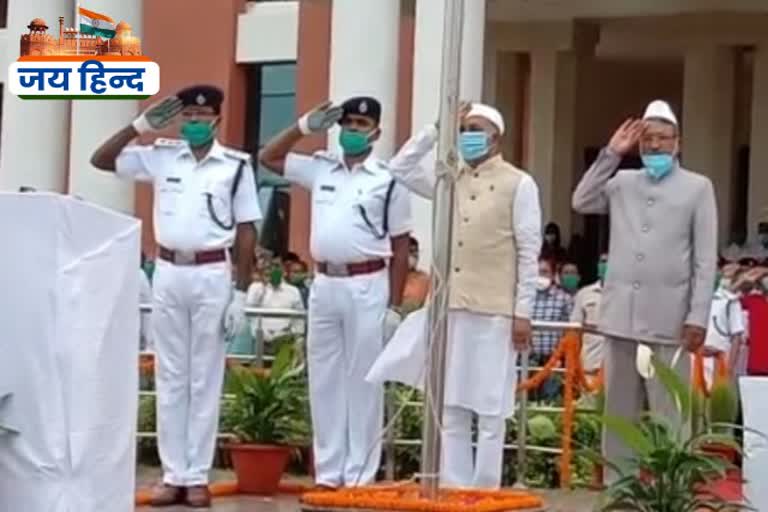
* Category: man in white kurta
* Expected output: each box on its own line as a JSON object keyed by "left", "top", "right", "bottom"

{"left": 380, "top": 104, "right": 541, "bottom": 488}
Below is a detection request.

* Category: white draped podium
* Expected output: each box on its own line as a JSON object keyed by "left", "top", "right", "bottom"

{"left": 0, "top": 193, "right": 140, "bottom": 512}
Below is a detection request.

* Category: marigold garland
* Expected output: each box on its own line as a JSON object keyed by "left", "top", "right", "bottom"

{"left": 692, "top": 351, "right": 729, "bottom": 397}
{"left": 517, "top": 342, "right": 566, "bottom": 391}
{"left": 559, "top": 332, "right": 579, "bottom": 488}
{"left": 515, "top": 330, "right": 603, "bottom": 489}
{"left": 301, "top": 485, "right": 544, "bottom": 511}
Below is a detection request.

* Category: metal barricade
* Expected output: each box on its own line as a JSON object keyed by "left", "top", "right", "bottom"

{"left": 136, "top": 306, "right": 589, "bottom": 486}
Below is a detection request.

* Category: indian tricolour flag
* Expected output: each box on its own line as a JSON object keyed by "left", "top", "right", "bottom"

{"left": 79, "top": 6, "right": 116, "bottom": 39}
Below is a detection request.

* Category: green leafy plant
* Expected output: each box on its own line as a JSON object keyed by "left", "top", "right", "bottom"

{"left": 226, "top": 343, "right": 310, "bottom": 446}
{"left": 706, "top": 380, "right": 740, "bottom": 435}
{"left": 597, "top": 356, "right": 753, "bottom": 512}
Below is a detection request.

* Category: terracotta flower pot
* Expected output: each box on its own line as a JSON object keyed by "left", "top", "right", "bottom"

{"left": 701, "top": 442, "right": 738, "bottom": 464}
{"left": 589, "top": 462, "right": 605, "bottom": 490}
{"left": 229, "top": 443, "right": 292, "bottom": 495}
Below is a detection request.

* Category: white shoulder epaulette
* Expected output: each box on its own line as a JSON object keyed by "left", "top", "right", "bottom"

{"left": 313, "top": 150, "right": 340, "bottom": 164}
{"left": 153, "top": 138, "right": 185, "bottom": 148}
{"left": 221, "top": 147, "right": 252, "bottom": 162}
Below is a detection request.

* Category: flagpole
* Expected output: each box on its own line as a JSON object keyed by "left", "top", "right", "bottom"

{"left": 75, "top": 1, "right": 80, "bottom": 55}
{"left": 419, "top": 0, "right": 463, "bottom": 501}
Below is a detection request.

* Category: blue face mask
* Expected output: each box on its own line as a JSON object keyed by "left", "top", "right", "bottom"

{"left": 459, "top": 131, "right": 490, "bottom": 162}
{"left": 641, "top": 153, "right": 675, "bottom": 181}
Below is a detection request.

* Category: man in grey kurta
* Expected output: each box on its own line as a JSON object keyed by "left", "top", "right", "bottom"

{"left": 572, "top": 100, "right": 718, "bottom": 481}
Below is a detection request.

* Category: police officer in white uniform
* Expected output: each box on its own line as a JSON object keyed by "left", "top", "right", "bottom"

{"left": 259, "top": 98, "right": 412, "bottom": 488}
{"left": 91, "top": 85, "right": 261, "bottom": 508}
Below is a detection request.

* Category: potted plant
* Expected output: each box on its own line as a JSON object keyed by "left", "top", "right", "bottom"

{"left": 226, "top": 343, "right": 310, "bottom": 495}
{"left": 596, "top": 356, "right": 753, "bottom": 511}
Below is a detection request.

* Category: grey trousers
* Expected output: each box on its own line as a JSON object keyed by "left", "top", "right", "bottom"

{"left": 602, "top": 337, "right": 691, "bottom": 484}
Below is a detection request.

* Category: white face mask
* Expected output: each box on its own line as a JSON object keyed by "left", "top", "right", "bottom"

{"left": 537, "top": 276, "right": 552, "bottom": 291}
{"left": 408, "top": 255, "right": 418, "bottom": 270}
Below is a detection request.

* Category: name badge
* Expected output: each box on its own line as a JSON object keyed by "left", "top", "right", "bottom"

{"left": 166, "top": 177, "right": 182, "bottom": 184}
{"left": 320, "top": 185, "right": 336, "bottom": 192}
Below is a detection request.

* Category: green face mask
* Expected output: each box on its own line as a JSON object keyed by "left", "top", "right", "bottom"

{"left": 714, "top": 271, "right": 722, "bottom": 291}
{"left": 142, "top": 261, "right": 155, "bottom": 282}
{"left": 268, "top": 268, "right": 283, "bottom": 287}
{"left": 597, "top": 262, "right": 608, "bottom": 281}
{"left": 339, "top": 129, "right": 372, "bottom": 156}
{"left": 561, "top": 275, "right": 580, "bottom": 292}
{"left": 180, "top": 120, "right": 215, "bottom": 148}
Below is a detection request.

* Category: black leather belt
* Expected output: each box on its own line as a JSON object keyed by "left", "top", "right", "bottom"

{"left": 316, "top": 259, "right": 386, "bottom": 277}
{"left": 158, "top": 246, "right": 227, "bottom": 266}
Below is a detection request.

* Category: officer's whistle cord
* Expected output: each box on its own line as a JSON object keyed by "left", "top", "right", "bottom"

{"left": 358, "top": 179, "right": 396, "bottom": 240}
{"left": 207, "top": 158, "right": 246, "bottom": 230}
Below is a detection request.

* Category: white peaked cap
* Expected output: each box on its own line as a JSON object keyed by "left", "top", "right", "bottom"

{"left": 642, "top": 99, "right": 678, "bottom": 126}
{"left": 467, "top": 103, "right": 506, "bottom": 135}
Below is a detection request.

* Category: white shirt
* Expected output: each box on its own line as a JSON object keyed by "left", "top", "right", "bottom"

{"left": 704, "top": 288, "right": 745, "bottom": 353}
{"left": 387, "top": 125, "right": 541, "bottom": 319}
{"left": 284, "top": 151, "right": 412, "bottom": 263}
{"left": 116, "top": 139, "right": 263, "bottom": 251}
{"left": 246, "top": 281, "right": 305, "bottom": 341}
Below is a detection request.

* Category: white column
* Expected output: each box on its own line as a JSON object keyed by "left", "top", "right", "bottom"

{"left": 0, "top": 0, "right": 74, "bottom": 192}
{"left": 682, "top": 45, "right": 736, "bottom": 246}
{"left": 68, "top": 2, "right": 139, "bottom": 214}
{"left": 528, "top": 49, "right": 578, "bottom": 239}
{"left": 748, "top": 47, "right": 768, "bottom": 242}
{"left": 410, "top": 0, "right": 486, "bottom": 268}
{"left": 327, "top": 0, "right": 401, "bottom": 158}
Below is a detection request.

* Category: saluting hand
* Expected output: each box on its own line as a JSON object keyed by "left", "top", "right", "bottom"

{"left": 133, "top": 96, "right": 184, "bottom": 134}
{"left": 608, "top": 118, "right": 644, "bottom": 156}
{"left": 298, "top": 101, "right": 344, "bottom": 135}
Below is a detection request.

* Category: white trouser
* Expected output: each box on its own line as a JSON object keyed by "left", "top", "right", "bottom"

{"left": 152, "top": 259, "right": 231, "bottom": 486}
{"left": 441, "top": 406, "right": 506, "bottom": 488}
{"left": 308, "top": 269, "right": 388, "bottom": 487}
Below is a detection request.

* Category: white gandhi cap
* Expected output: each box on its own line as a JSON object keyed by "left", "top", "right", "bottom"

{"left": 466, "top": 103, "right": 506, "bottom": 135}
{"left": 642, "top": 99, "right": 678, "bottom": 126}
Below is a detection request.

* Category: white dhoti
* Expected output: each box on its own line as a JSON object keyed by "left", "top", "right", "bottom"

{"left": 367, "top": 308, "right": 517, "bottom": 488}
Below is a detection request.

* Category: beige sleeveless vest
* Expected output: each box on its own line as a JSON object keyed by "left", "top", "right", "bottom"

{"left": 448, "top": 155, "right": 524, "bottom": 317}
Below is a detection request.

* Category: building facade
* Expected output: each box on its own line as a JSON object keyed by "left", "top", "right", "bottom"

{"left": 1, "top": 0, "right": 768, "bottom": 267}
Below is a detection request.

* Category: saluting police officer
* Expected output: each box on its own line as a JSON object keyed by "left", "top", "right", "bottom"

{"left": 91, "top": 85, "right": 262, "bottom": 508}
{"left": 259, "top": 98, "right": 412, "bottom": 488}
